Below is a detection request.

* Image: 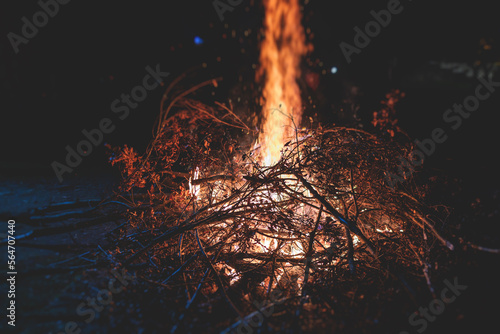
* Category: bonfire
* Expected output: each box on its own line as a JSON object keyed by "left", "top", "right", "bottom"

{"left": 105, "top": 0, "right": 469, "bottom": 332}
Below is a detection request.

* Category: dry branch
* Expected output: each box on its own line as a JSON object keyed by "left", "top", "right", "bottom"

{"left": 105, "top": 84, "right": 470, "bottom": 332}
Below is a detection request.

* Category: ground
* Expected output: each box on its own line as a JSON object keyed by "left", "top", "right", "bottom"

{"left": 0, "top": 157, "right": 499, "bottom": 334}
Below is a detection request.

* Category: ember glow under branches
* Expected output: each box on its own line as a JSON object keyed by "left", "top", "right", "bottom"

{"left": 105, "top": 1, "right": 463, "bottom": 331}
{"left": 109, "top": 94, "right": 456, "bottom": 331}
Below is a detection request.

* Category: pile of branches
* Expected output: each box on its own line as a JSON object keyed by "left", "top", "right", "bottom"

{"left": 107, "top": 81, "right": 457, "bottom": 333}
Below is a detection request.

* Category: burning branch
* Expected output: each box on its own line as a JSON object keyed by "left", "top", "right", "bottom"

{"left": 106, "top": 85, "right": 464, "bottom": 331}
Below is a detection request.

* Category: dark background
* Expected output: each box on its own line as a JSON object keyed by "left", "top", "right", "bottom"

{"left": 1, "top": 0, "right": 499, "bottom": 182}
{"left": 0, "top": 0, "right": 499, "bottom": 333}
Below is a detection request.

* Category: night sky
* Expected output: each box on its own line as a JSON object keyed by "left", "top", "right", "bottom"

{"left": 1, "top": 0, "right": 499, "bottom": 183}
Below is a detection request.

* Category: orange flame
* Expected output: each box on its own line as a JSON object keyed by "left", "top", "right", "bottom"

{"left": 257, "top": 0, "right": 309, "bottom": 165}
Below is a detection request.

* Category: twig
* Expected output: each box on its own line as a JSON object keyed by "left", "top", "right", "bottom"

{"left": 294, "top": 172, "right": 378, "bottom": 258}
{"left": 195, "top": 229, "right": 243, "bottom": 319}
{"left": 220, "top": 297, "right": 290, "bottom": 334}
{"left": 170, "top": 268, "right": 210, "bottom": 333}
{"left": 345, "top": 226, "right": 356, "bottom": 275}
{"left": 296, "top": 205, "right": 323, "bottom": 320}
{"left": 466, "top": 242, "right": 500, "bottom": 254}
{"left": 48, "top": 251, "right": 93, "bottom": 267}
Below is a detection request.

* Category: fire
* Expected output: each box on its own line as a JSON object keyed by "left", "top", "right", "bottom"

{"left": 257, "top": 0, "right": 310, "bottom": 165}
{"left": 107, "top": 1, "right": 464, "bottom": 330}
{"left": 188, "top": 167, "right": 201, "bottom": 197}
{"left": 186, "top": 0, "right": 343, "bottom": 271}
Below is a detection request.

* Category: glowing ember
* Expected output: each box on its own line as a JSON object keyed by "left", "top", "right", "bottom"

{"left": 257, "top": 0, "right": 310, "bottom": 165}
{"left": 188, "top": 167, "right": 201, "bottom": 197}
